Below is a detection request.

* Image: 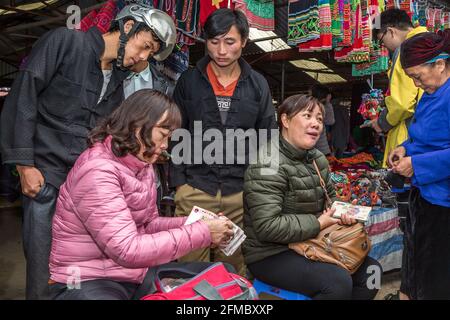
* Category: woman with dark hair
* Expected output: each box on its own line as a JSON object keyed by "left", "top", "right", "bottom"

{"left": 242, "top": 94, "right": 381, "bottom": 300}
{"left": 388, "top": 30, "right": 450, "bottom": 300}
{"left": 48, "top": 89, "right": 234, "bottom": 300}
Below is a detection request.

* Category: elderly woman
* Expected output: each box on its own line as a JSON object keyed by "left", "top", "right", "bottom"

{"left": 48, "top": 89, "right": 234, "bottom": 300}
{"left": 388, "top": 30, "right": 450, "bottom": 300}
{"left": 243, "top": 94, "right": 381, "bottom": 300}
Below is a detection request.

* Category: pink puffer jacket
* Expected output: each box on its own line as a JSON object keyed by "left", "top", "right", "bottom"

{"left": 49, "top": 136, "right": 211, "bottom": 284}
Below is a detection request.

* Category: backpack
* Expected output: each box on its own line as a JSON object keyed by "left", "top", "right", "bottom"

{"left": 141, "top": 262, "right": 258, "bottom": 300}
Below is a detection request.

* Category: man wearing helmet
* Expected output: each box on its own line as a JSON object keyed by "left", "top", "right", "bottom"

{"left": 0, "top": 4, "right": 175, "bottom": 300}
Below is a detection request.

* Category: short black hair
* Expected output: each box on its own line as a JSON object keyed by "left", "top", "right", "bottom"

{"left": 377, "top": 9, "right": 413, "bottom": 35}
{"left": 310, "top": 84, "right": 331, "bottom": 102}
{"left": 203, "top": 8, "right": 249, "bottom": 41}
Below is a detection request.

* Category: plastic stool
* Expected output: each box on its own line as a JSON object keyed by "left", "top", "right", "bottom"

{"left": 253, "top": 279, "right": 311, "bottom": 300}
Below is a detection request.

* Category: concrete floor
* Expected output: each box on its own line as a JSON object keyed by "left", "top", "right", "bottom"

{"left": 0, "top": 196, "right": 400, "bottom": 300}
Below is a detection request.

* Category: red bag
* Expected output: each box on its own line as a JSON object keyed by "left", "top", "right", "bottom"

{"left": 141, "top": 263, "right": 258, "bottom": 300}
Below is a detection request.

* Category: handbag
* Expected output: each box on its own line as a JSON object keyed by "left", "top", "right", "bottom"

{"left": 288, "top": 161, "right": 372, "bottom": 274}
{"left": 141, "top": 262, "right": 258, "bottom": 300}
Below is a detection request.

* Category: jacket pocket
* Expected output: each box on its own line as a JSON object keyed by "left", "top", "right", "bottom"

{"left": 40, "top": 74, "right": 88, "bottom": 123}
{"left": 230, "top": 99, "right": 260, "bottom": 129}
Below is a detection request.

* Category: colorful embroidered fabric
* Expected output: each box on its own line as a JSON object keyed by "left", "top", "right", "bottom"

{"left": 352, "top": 46, "right": 389, "bottom": 76}
{"left": 234, "top": 0, "right": 275, "bottom": 31}
{"left": 174, "top": 0, "right": 201, "bottom": 46}
{"left": 298, "top": 0, "right": 332, "bottom": 52}
{"left": 288, "top": 0, "right": 321, "bottom": 46}
{"left": 79, "top": 0, "right": 119, "bottom": 33}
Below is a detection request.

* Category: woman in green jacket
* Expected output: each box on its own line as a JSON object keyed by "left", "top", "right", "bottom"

{"left": 243, "top": 95, "right": 381, "bottom": 300}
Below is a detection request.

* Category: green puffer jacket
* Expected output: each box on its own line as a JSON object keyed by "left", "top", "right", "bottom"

{"left": 242, "top": 136, "right": 337, "bottom": 265}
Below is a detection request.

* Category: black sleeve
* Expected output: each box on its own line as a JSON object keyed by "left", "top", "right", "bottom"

{"left": 0, "top": 28, "right": 71, "bottom": 166}
{"left": 256, "top": 74, "right": 277, "bottom": 131}
{"left": 168, "top": 73, "right": 189, "bottom": 188}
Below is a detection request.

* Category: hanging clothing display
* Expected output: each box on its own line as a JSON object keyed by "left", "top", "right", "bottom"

{"left": 200, "top": 0, "right": 234, "bottom": 27}
{"left": 287, "top": 0, "right": 321, "bottom": 46}
{"left": 234, "top": 0, "right": 275, "bottom": 31}
{"left": 298, "top": 0, "right": 332, "bottom": 52}
{"left": 79, "top": 0, "right": 119, "bottom": 33}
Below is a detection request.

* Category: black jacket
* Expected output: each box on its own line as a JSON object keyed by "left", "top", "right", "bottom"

{"left": 169, "top": 56, "right": 277, "bottom": 196}
{"left": 0, "top": 27, "right": 129, "bottom": 188}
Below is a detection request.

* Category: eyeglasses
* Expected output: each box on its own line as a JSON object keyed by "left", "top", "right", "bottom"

{"left": 375, "top": 29, "right": 388, "bottom": 48}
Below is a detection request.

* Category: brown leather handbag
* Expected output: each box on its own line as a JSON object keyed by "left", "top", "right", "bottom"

{"left": 288, "top": 161, "right": 372, "bottom": 274}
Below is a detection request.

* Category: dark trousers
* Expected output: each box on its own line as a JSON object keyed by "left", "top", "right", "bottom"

{"left": 396, "top": 190, "right": 410, "bottom": 296}
{"left": 48, "top": 262, "right": 235, "bottom": 300}
{"left": 22, "top": 183, "right": 58, "bottom": 300}
{"left": 248, "top": 250, "right": 381, "bottom": 300}
{"left": 403, "top": 188, "right": 450, "bottom": 300}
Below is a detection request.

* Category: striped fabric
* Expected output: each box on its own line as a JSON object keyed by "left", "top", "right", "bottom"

{"left": 366, "top": 207, "right": 403, "bottom": 272}
{"left": 234, "top": 0, "right": 275, "bottom": 31}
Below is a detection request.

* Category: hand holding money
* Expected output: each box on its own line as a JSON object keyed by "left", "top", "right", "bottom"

{"left": 203, "top": 218, "right": 234, "bottom": 248}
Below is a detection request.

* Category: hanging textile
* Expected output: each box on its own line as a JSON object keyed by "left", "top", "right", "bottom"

{"left": 234, "top": 0, "right": 275, "bottom": 31}
{"left": 287, "top": 0, "right": 321, "bottom": 46}
{"left": 151, "top": 48, "right": 190, "bottom": 81}
{"left": 79, "top": 0, "right": 119, "bottom": 33}
{"left": 200, "top": 0, "right": 234, "bottom": 27}
{"left": 298, "top": 0, "right": 332, "bottom": 52}
{"left": 155, "top": 1, "right": 201, "bottom": 47}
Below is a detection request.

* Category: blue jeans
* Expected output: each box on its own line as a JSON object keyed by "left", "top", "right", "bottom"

{"left": 22, "top": 182, "right": 58, "bottom": 300}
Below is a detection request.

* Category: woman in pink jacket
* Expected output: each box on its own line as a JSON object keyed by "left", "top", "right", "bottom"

{"left": 48, "top": 89, "right": 234, "bottom": 300}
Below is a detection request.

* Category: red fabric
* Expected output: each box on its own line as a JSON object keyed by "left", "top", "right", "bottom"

{"left": 80, "top": 0, "right": 118, "bottom": 34}
{"left": 200, "top": 0, "right": 234, "bottom": 27}
{"left": 141, "top": 263, "right": 256, "bottom": 300}
{"left": 401, "top": 29, "right": 450, "bottom": 69}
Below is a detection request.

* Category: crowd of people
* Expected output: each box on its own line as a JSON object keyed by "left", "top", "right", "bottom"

{"left": 0, "top": 5, "right": 448, "bottom": 300}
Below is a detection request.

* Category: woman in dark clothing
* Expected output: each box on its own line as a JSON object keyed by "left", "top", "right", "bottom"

{"left": 243, "top": 94, "right": 381, "bottom": 300}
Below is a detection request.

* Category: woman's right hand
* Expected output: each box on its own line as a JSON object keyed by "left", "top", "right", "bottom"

{"left": 387, "top": 146, "right": 406, "bottom": 168}
{"left": 317, "top": 208, "right": 339, "bottom": 230}
{"left": 203, "top": 218, "right": 234, "bottom": 248}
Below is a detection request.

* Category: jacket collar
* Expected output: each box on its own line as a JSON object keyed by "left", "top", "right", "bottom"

{"left": 406, "top": 26, "right": 428, "bottom": 40}
{"left": 85, "top": 26, "right": 105, "bottom": 62}
{"left": 103, "top": 135, "right": 148, "bottom": 175}
{"left": 279, "top": 135, "right": 318, "bottom": 163}
{"left": 196, "top": 55, "right": 252, "bottom": 81}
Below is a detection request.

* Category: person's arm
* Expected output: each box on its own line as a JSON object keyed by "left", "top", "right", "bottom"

{"left": 72, "top": 163, "right": 211, "bottom": 268}
{"left": 378, "top": 61, "right": 421, "bottom": 131}
{"left": 0, "top": 28, "right": 70, "bottom": 166}
{"left": 411, "top": 148, "right": 450, "bottom": 185}
{"left": 244, "top": 165, "right": 320, "bottom": 244}
{"left": 168, "top": 73, "right": 189, "bottom": 189}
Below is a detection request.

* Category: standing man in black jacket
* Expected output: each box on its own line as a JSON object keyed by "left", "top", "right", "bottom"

{"left": 169, "top": 8, "right": 277, "bottom": 276}
{"left": 0, "top": 4, "right": 176, "bottom": 300}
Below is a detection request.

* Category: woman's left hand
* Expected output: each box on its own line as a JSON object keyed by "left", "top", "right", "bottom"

{"left": 393, "top": 156, "right": 414, "bottom": 177}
